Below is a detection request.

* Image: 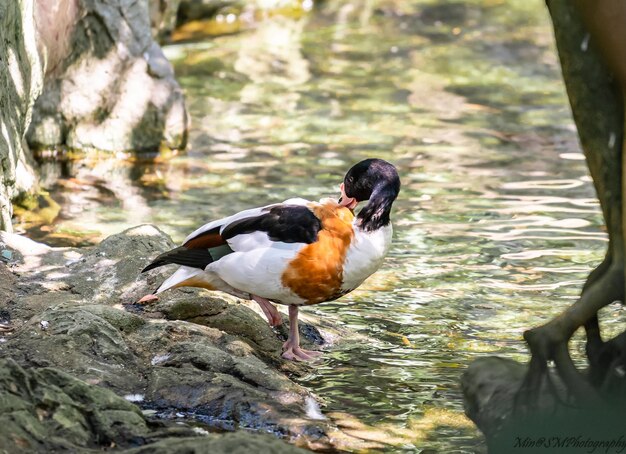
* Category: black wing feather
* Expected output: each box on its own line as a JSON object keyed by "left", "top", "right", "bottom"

{"left": 221, "top": 205, "right": 322, "bottom": 244}
{"left": 142, "top": 204, "right": 320, "bottom": 274}
{"left": 141, "top": 246, "right": 213, "bottom": 273}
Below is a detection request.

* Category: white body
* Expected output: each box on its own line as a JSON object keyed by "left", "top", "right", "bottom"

{"left": 156, "top": 199, "right": 393, "bottom": 306}
{"left": 341, "top": 224, "right": 393, "bottom": 293}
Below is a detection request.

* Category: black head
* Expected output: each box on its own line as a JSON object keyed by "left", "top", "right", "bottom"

{"left": 342, "top": 159, "right": 400, "bottom": 231}
{"left": 343, "top": 158, "right": 400, "bottom": 202}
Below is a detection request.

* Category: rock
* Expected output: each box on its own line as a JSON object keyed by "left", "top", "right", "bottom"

{"left": 126, "top": 432, "right": 307, "bottom": 454}
{"left": 0, "top": 0, "right": 44, "bottom": 231}
{"left": 162, "top": 293, "right": 229, "bottom": 319}
{"left": 6, "top": 305, "right": 145, "bottom": 392}
{"left": 461, "top": 356, "right": 527, "bottom": 439}
{"left": 0, "top": 358, "right": 307, "bottom": 453}
{"left": 2, "top": 224, "right": 176, "bottom": 305}
{"left": 462, "top": 356, "right": 626, "bottom": 452}
{"left": 0, "top": 264, "right": 16, "bottom": 306}
{"left": 159, "top": 293, "right": 286, "bottom": 354}
{"left": 0, "top": 0, "right": 190, "bottom": 230}
{"left": 461, "top": 356, "right": 571, "bottom": 440}
{"left": 66, "top": 224, "right": 177, "bottom": 304}
{"left": 0, "top": 358, "right": 150, "bottom": 451}
{"left": 27, "top": 0, "right": 189, "bottom": 152}
{"left": 128, "top": 317, "right": 330, "bottom": 443}
{"left": 0, "top": 225, "right": 343, "bottom": 450}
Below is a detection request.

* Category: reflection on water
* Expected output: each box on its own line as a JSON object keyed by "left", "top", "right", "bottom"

{"left": 16, "top": 0, "right": 624, "bottom": 451}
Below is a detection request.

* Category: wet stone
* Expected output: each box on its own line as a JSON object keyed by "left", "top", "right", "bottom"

{"left": 125, "top": 432, "right": 308, "bottom": 454}
{"left": 0, "top": 358, "right": 309, "bottom": 453}
{"left": 461, "top": 355, "right": 567, "bottom": 444}
{"left": 0, "top": 358, "right": 151, "bottom": 451}
{"left": 0, "top": 226, "right": 338, "bottom": 450}
{"left": 3, "top": 305, "right": 144, "bottom": 393}
{"left": 161, "top": 293, "right": 229, "bottom": 319}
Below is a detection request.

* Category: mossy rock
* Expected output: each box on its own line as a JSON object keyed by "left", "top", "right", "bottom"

{"left": 0, "top": 358, "right": 150, "bottom": 451}
{"left": 126, "top": 432, "right": 307, "bottom": 454}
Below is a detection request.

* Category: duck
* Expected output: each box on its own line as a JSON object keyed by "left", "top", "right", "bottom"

{"left": 140, "top": 158, "right": 400, "bottom": 361}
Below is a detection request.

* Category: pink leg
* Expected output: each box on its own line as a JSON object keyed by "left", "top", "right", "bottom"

{"left": 282, "top": 305, "right": 322, "bottom": 361}
{"left": 138, "top": 294, "right": 159, "bottom": 304}
{"left": 252, "top": 295, "right": 282, "bottom": 327}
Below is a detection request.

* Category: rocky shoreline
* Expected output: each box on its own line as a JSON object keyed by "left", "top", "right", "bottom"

{"left": 0, "top": 225, "right": 350, "bottom": 452}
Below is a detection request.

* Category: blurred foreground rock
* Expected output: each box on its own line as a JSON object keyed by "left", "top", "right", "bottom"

{"left": 0, "top": 225, "right": 345, "bottom": 452}
{"left": 462, "top": 356, "right": 626, "bottom": 453}
{"left": 461, "top": 357, "right": 527, "bottom": 440}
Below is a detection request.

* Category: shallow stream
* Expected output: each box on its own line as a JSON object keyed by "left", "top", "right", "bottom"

{"left": 16, "top": 1, "right": 624, "bottom": 452}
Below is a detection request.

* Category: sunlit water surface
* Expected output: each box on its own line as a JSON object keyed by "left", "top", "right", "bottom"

{"left": 17, "top": 0, "right": 625, "bottom": 452}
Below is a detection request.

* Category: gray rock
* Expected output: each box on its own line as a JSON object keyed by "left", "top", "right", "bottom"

{"left": 27, "top": 0, "right": 189, "bottom": 152}
{"left": 129, "top": 318, "right": 329, "bottom": 441}
{"left": 126, "top": 432, "right": 308, "bottom": 454}
{"left": 5, "top": 305, "right": 145, "bottom": 392}
{"left": 0, "top": 358, "right": 151, "bottom": 451}
{"left": 146, "top": 42, "right": 176, "bottom": 78}
{"left": 0, "top": 226, "right": 340, "bottom": 449}
{"left": 0, "top": 0, "right": 190, "bottom": 231}
{"left": 159, "top": 294, "right": 286, "bottom": 354}
{"left": 0, "top": 0, "right": 44, "bottom": 231}
{"left": 0, "top": 358, "right": 307, "bottom": 453}
{"left": 66, "top": 224, "right": 177, "bottom": 304}
{"left": 459, "top": 355, "right": 622, "bottom": 452}
{"left": 461, "top": 356, "right": 527, "bottom": 439}
{"left": 0, "top": 264, "right": 16, "bottom": 305}
{"left": 1, "top": 224, "right": 175, "bottom": 308}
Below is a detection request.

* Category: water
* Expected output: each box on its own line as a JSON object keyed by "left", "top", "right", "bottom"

{"left": 16, "top": 0, "right": 626, "bottom": 452}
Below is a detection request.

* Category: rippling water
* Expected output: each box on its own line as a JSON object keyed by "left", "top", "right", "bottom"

{"left": 16, "top": 0, "right": 625, "bottom": 452}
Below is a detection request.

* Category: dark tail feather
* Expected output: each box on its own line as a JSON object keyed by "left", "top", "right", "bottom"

{"left": 141, "top": 247, "right": 214, "bottom": 273}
